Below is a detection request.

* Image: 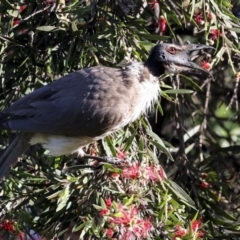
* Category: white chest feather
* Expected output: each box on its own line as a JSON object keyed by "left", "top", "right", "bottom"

{"left": 122, "top": 63, "right": 160, "bottom": 124}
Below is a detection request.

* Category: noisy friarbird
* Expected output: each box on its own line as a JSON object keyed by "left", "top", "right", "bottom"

{"left": 0, "top": 41, "right": 213, "bottom": 179}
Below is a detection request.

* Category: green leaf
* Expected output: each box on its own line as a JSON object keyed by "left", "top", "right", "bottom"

{"left": 56, "top": 186, "right": 70, "bottom": 212}
{"left": 123, "top": 195, "right": 134, "bottom": 206}
{"left": 36, "top": 26, "right": 66, "bottom": 32}
{"left": 146, "top": 129, "right": 174, "bottom": 161}
{"left": 184, "top": 125, "right": 200, "bottom": 142}
{"left": 100, "top": 198, "right": 106, "bottom": 208}
{"left": 202, "top": 198, "right": 236, "bottom": 222}
{"left": 164, "top": 89, "right": 193, "bottom": 94}
{"left": 138, "top": 33, "right": 170, "bottom": 41}
{"left": 179, "top": 74, "right": 202, "bottom": 92}
{"left": 167, "top": 180, "right": 196, "bottom": 208}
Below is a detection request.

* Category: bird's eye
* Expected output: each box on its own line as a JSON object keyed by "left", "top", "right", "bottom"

{"left": 168, "top": 47, "right": 176, "bottom": 54}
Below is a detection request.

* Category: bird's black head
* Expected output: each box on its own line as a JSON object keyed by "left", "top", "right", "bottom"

{"left": 145, "top": 41, "right": 214, "bottom": 77}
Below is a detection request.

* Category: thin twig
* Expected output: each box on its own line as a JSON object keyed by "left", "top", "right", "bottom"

{"left": 7, "top": 5, "right": 51, "bottom": 34}
{"left": 199, "top": 77, "right": 211, "bottom": 162}
{"left": 174, "top": 75, "right": 186, "bottom": 157}
{"left": 226, "top": 77, "right": 239, "bottom": 112}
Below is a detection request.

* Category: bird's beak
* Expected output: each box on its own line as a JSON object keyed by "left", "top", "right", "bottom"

{"left": 162, "top": 42, "right": 214, "bottom": 75}
{"left": 186, "top": 43, "right": 214, "bottom": 73}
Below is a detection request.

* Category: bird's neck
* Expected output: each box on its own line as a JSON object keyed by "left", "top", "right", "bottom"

{"left": 144, "top": 59, "right": 165, "bottom": 77}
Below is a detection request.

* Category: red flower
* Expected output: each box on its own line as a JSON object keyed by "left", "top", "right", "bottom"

{"left": 146, "top": 165, "right": 165, "bottom": 182}
{"left": 210, "top": 29, "right": 221, "bottom": 40}
{"left": 157, "top": 166, "right": 165, "bottom": 180}
{"left": 122, "top": 164, "right": 141, "bottom": 179}
{"left": 111, "top": 172, "right": 120, "bottom": 179}
{"left": 174, "top": 225, "right": 187, "bottom": 237}
{"left": 13, "top": 19, "right": 21, "bottom": 26}
{"left": 88, "top": 146, "right": 97, "bottom": 156}
{"left": 148, "top": 0, "right": 158, "bottom": 9}
{"left": 44, "top": 0, "right": 56, "bottom": 4}
{"left": 194, "top": 12, "right": 204, "bottom": 25}
{"left": 201, "top": 172, "right": 208, "bottom": 178}
{"left": 0, "top": 219, "right": 15, "bottom": 232}
{"left": 201, "top": 60, "right": 211, "bottom": 70}
{"left": 19, "top": 5, "right": 28, "bottom": 13}
{"left": 18, "top": 232, "right": 25, "bottom": 240}
{"left": 198, "top": 230, "right": 205, "bottom": 237}
{"left": 117, "top": 149, "right": 127, "bottom": 160}
{"left": 99, "top": 209, "right": 109, "bottom": 216}
{"left": 105, "top": 198, "right": 112, "bottom": 208}
{"left": 200, "top": 181, "right": 209, "bottom": 188}
{"left": 105, "top": 228, "right": 114, "bottom": 238}
{"left": 136, "top": 218, "right": 153, "bottom": 237}
{"left": 191, "top": 219, "right": 203, "bottom": 231}
{"left": 110, "top": 204, "right": 138, "bottom": 225}
{"left": 12, "top": 19, "right": 28, "bottom": 35}
{"left": 207, "top": 12, "right": 213, "bottom": 22}
{"left": 156, "top": 17, "right": 167, "bottom": 35}
{"left": 110, "top": 204, "right": 153, "bottom": 238}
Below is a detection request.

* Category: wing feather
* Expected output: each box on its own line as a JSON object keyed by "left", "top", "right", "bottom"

{"left": 2, "top": 66, "right": 135, "bottom": 137}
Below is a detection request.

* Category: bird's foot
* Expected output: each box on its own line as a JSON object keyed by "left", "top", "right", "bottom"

{"left": 82, "top": 154, "right": 128, "bottom": 165}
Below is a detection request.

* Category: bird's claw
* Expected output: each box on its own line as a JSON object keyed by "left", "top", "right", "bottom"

{"left": 101, "top": 156, "right": 127, "bottom": 165}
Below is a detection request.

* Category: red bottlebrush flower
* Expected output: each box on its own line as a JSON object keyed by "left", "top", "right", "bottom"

{"left": 122, "top": 164, "right": 141, "bottom": 179}
{"left": 174, "top": 225, "right": 187, "bottom": 237}
{"left": 200, "top": 181, "right": 209, "bottom": 188}
{"left": 136, "top": 218, "right": 153, "bottom": 237}
{"left": 201, "top": 172, "right": 208, "bottom": 179}
{"left": 105, "top": 198, "right": 112, "bottom": 208}
{"left": 19, "top": 5, "right": 28, "bottom": 13}
{"left": 191, "top": 219, "right": 203, "bottom": 231}
{"left": 12, "top": 19, "right": 28, "bottom": 35}
{"left": 88, "top": 146, "right": 97, "bottom": 156}
{"left": 145, "top": 164, "right": 165, "bottom": 182}
{"left": 110, "top": 204, "right": 153, "bottom": 239}
{"left": 105, "top": 228, "right": 114, "bottom": 238}
{"left": 207, "top": 12, "right": 213, "bottom": 22}
{"left": 111, "top": 172, "right": 120, "bottom": 179}
{"left": 117, "top": 149, "right": 127, "bottom": 160}
{"left": 156, "top": 17, "right": 167, "bottom": 35}
{"left": 29, "top": 167, "right": 35, "bottom": 173}
{"left": 198, "top": 230, "right": 205, "bottom": 237}
{"left": 194, "top": 12, "right": 204, "bottom": 25}
{"left": 18, "top": 232, "right": 25, "bottom": 240}
{"left": 0, "top": 219, "right": 15, "bottom": 232}
{"left": 148, "top": 0, "right": 158, "bottom": 9}
{"left": 122, "top": 230, "right": 132, "bottom": 240}
{"left": 99, "top": 208, "right": 109, "bottom": 216}
{"left": 110, "top": 204, "right": 138, "bottom": 225}
{"left": 157, "top": 166, "right": 165, "bottom": 180}
{"left": 210, "top": 29, "right": 221, "bottom": 40}
{"left": 13, "top": 18, "right": 21, "bottom": 26}
{"left": 44, "top": 0, "right": 55, "bottom": 4}
{"left": 201, "top": 60, "right": 211, "bottom": 70}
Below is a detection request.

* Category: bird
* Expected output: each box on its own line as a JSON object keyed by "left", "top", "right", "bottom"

{"left": 232, "top": 0, "right": 240, "bottom": 18}
{"left": 0, "top": 41, "right": 213, "bottom": 180}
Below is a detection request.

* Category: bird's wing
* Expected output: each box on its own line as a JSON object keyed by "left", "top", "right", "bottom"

{"left": 1, "top": 66, "right": 135, "bottom": 137}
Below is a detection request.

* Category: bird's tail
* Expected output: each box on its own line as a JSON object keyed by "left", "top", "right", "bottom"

{"left": 0, "top": 132, "right": 32, "bottom": 180}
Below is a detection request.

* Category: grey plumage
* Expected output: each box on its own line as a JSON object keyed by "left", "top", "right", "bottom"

{"left": 2, "top": 66, "right": 146, "bottom": 136}
{"left": 0, "top": 42, "right": 213, "bottom": 180}
{"left": 0, "top": 133, "right": 32, "bottom": 176}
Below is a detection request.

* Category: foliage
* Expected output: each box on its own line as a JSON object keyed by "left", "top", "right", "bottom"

{"left": 0, "top": 0, "right": 240, "bottom": 239}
